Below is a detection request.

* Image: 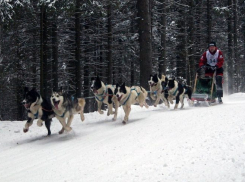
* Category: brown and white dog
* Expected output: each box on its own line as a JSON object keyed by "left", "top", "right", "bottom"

{"left": 114, "top": 83, "right": 148, "bottom": 124}
{"left": 51, "top": 88, "right": 86, "bottom": 134}
{"left": 148, "top": 74, "right": 170, "bottom": 108}
{"left": 90, "top": 76, "right": 119, "bottom": 121}
{"left": 165, "top": 77, "right": 193, "bottom": 109}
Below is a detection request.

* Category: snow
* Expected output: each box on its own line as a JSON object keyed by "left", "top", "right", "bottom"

{"left": 1, "top": 93, "right": 245, "bottom": 182}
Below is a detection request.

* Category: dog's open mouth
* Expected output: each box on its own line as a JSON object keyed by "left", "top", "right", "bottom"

{"left": 117, "top": 95, "right": 123, "bottom": 101}
{"left": 53, "top": 100, "right": 60, "bottom": 109}
{"left": 149, "top": 83, "right": 156, "bottom": 87}
{"left": 93, "top": 89, "right": 98, "bottom": 94}
{"left": 23, "top": 103, "right": 30, "bottom": 109}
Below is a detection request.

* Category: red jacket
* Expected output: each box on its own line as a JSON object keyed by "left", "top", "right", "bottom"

{"left": 199, "top": 47, "right": 224, "bottom": 68}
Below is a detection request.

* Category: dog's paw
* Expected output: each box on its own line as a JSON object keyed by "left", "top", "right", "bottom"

{"left": 59, "top": 128, "right": 65, "bottom": 134}
{"left": 99, "top": 111, "right": 104, "bottom": 114}
{"left": 80, "top": 114, "right": 85, "bottom": 121}
{"left": 154, "top": 104, "right": 157, "bottom": 107}
{"left": 112, "top": 117, "right": 117, "bottom": 121}
{"left": 122, "top": 121, "right": 127, "bottom": 124}
{"left": 65, "top": 127, "right": 72, "bottom": 132}
{"left": 23, "top": 128, "right": 29, "bottom": 133}
{"left": 37, "top": 120, "right": 43, "bottom": 127}
{"left": 170, "top": 101, "right": 173, "bottom": 104}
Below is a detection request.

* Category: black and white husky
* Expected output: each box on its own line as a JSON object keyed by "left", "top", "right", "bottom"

{"left": 22, "top": 87, "right": 54, "bottom": 135}
{"left": 51, "top": 88, "right": 86, "bottom": 134}
{"left": 114, "top": 83, "right": 148, "bottom": 124}
{"left": 166, "top": 77, "right": 193, "bottom": 109}
{"left": 90, "top": 76, "right": 119, "bottom": 121}
{"left": 148, "top": 74, "right": 169, "bottom": 108}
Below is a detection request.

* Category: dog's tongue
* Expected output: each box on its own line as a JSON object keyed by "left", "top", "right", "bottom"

{"left": 54, "top": 103, "right": 59, "bottom": 109}
{"left": 24, "top": 103, "right": 30, "bottom": 109}
{"left": 118, "top": 95, "right": 122, "bottom": 101}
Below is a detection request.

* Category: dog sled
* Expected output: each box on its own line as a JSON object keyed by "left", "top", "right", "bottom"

{"left": 191, "top": 66, "right": 217, "bottom": 106}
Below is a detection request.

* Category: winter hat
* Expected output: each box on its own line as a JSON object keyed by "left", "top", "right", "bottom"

{"left": 208, "top": 41, "right": 216, "bottom": 47}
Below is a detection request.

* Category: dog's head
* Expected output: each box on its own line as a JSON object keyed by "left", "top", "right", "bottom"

{"left": 148, "top": 74, "right": 159, "bottom": 87}
{"left": 50, "top": 88, "right": 64, "bottom": 109}
{"left": 166, "top": 76, "right": 176, "bottom": 89}
{"left": 114, "top": 83, "right": 127, "bottom": 101}
{"left": 22, "top": 87, "right": 40, "bottom": 109}
{"left": 90, "top": 76, "right": 102, "bottom": 94}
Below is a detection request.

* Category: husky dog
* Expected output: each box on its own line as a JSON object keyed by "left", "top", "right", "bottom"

{"left": 114, "top": 83, "right": 148, "bottom": 124}
{"left": 166, "top": 77, "right": 193, "bottom": 109}
{"left": 50, "top": 88, "right": 86, "bottom": 134}
{"left": 22, "top": 87, "right": 54, "bottom": 135}
{"left": 148, "top": 74, "right": 169, "bottom": 108}
{"left": 90, "top": 76, "right": 119, "bottom": 121}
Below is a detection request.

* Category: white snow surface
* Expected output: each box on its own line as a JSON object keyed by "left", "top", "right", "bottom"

{"left": 1, "top": 93, "right": 245, "bottom": 182}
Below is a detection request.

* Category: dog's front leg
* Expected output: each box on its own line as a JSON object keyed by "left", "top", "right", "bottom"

{"left": 23, "top": 117, "right": 34, "bottom": 133}
{"left": 107, "top": 104, "right": 114, "bottom": 116}
{"left": 154, "top": 94, "right": 161, "bottom": 107}
{"left": 112, "top": 96, "right": 119, "bottom": 121}
{"left": 97, "top": 101, "right": 104, "bottom": 114}
{"left": 122, "top": 106, "right": 131, "bottom": 124}
{"left": 45, "top": 119, "right": 52, "bottom": 135}
{"left": 66, "top": 115, "right": 73, "bottom": 131}
{"left": 37, "top": 119, "right": 44, "bottom": 127}
{"left": 180, "top": 95, "right": 184, "bottom": 109}
{"left": 58, "top": 117, "right": 71, "bottom": 134}
{"left": 174, "top": 95, "right": 180, "bottom": 109}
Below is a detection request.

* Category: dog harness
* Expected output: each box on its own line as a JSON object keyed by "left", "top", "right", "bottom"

{"left": 121, "top": 88, "right": 140, "bottom": 106}
{"left": 95, "top": 90, "right": 107, "bottom": 102}
{"left": 95, "top": 85, "right": 115, "bottom": 102}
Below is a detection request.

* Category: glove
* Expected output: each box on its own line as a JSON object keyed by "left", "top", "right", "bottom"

{"left": 211, "top": 65, "right": 218, "bottom": 70}
{"left": 211, "top": 66, "right": 216, "bottom": 70}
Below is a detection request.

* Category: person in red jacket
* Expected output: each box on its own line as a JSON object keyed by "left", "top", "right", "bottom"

{"left": 199, "top": 41, "right": 224, "bottom": 103}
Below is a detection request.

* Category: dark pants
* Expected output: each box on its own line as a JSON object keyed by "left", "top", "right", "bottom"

{"left": 205, "top": 66, "right": 223, "bottom": 98}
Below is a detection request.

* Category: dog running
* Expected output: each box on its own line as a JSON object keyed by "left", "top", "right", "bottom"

{"left": 90, "top": 76, "right": 119, "bottom": 121}
{"left": 114, "top": 83, "right": 148, "bottom": 124}
{"left": 51, "top": 88, "right": 86, "bottom": 134}
{"left": 22, "top": 87, "right": 54, "bottom": 135}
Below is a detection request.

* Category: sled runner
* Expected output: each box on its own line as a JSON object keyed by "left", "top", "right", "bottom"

{"left": 191, "top": 67, "right": 217, "bottom": 106}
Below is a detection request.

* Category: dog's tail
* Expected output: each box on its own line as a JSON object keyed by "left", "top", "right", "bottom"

{"left": 78, "top": 98, "right": 86, "bottom": 121}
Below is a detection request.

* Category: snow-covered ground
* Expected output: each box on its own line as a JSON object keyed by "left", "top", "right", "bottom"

{"left": 1, "top": 93, "right": 245, "bottom": 182}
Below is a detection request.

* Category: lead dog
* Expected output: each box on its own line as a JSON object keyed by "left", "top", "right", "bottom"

{"left": 148, "top": 74, "right": 170, "bottom": 108}
{"left": 22, "top": 87, "right": 54, "bottom": 135}
{"left": 90, "top": 76, "right": 119, "bottom": 121}
{"left": 114, "top": 83, "right": 148, "bottom": 124}
{"left": 51, "top": 88, "right": 86, "bottom": 134}
{"left": 166, "top": 77, "right": 193, "bottom": 109}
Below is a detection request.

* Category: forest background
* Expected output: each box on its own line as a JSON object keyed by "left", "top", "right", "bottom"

{"left": 0, "top": 0, "right": 244, "bottom": 120}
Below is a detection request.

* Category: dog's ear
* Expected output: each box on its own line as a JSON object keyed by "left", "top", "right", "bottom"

{"left": 116, "top": 83, "right": 119, "bottom": 88}
{"left": 31, "top": 87, "right": 36, "bottom": 92}
{"left": 96, "top": 75, "right": 100, "bottom": 81}
{"left": 122, "top": 82, "right": 126, "bottom": 87}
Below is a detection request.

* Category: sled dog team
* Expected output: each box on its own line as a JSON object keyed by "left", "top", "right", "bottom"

{"left": 22, "top": 74, "right": 193, "bottom": 135}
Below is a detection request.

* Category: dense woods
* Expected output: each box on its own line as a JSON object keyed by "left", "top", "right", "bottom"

{"left": 0, "top": 0, "right": 245, "bottom": 120}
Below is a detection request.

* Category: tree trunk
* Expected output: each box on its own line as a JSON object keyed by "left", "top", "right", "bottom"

{"left": 137, "top": 0, "right": 152, "bottom": 89}
{"left": 187, "top": 0, "right": 195, "bottom": 85}
{"left": 227, "top": 0, "right": 233, "bottom": 94}
{"left": 207, "top": 0, "right": 212, "bottom": 43}
{"left": 75, "top": 0, "right": 81, "bottom": 97}
{"left": 159, "top": 0, "right": 166, "bottom": 76}
{"left": 40, "top": 4, "right": 48, "bottom": 97}
{"left": 233, "top": 0, "right": 238, "bottom": 92}
{"left": 52, "top": 14, "right": 58, "bottom": 91}
{"left": 107, "top": 2, "right": 113, "bottom": 84}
